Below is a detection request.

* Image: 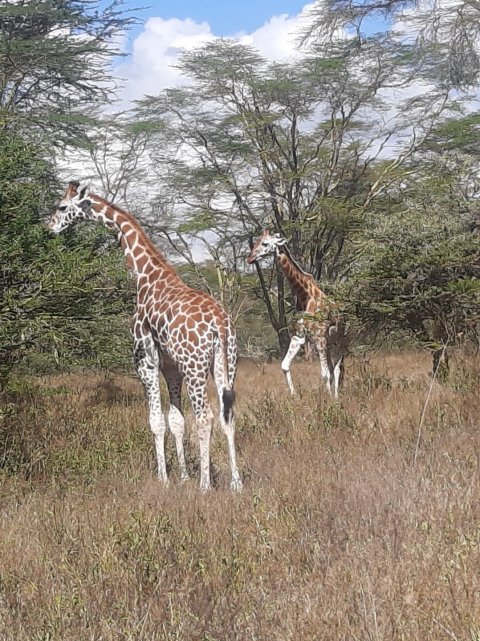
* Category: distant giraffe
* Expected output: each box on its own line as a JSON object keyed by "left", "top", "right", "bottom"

{"left": 48, "top": 181, "right": 242, "bottom": 491}
{"left": 247, "top": 229, "right": 346, "bottom": 398}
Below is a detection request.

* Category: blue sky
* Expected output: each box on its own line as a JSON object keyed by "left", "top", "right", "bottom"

{"left": 115, "top": 1, "right": 317, "bottom": 102}
{"left": 113, "top": 1, "right": 388, "bottom": 105}
{"left": 125, "top": 0, "right": 310, "bottom": 38}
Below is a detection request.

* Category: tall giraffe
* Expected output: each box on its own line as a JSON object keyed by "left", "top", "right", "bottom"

{"left": 247, "top": 229, "right": 346, "bottom": 398}
{"left": 48, "top": 181, "right": 242, "bottom": 491}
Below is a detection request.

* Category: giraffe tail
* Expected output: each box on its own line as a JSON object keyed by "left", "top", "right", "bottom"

{"left": 214, "top": 319, "right": 236, "bottom": 424}
{"left": 222, "top": 389, "right": 235, "bottom": 423}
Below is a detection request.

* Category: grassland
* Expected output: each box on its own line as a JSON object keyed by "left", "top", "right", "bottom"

{"left": 0, "top": 351, "right": 479, "bottom": 640}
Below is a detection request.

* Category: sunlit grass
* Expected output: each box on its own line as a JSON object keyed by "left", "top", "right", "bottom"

{"left": 0, "top": 351, "right": 479, "bottom": 640}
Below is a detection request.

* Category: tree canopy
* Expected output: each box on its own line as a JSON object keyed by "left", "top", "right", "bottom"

{"left": 3, "top": 0, "right": 480, "bottom": 376}
{"left": 0, "top": 0, "right": 135, "bottom": 387}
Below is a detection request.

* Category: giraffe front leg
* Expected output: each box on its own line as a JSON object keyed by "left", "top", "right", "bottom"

{"left": 134, "top": 339, "right": 168, "bottom": 484}
{"left": 281, "top": 334, "right": 306, "bottom": 395}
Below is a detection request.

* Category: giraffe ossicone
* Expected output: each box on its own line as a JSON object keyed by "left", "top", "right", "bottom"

{"left": 48, "top": 180, "right": 243, "bottom": 492}
{"left": 247, "top": 228, "right": 346, "bottom": 398}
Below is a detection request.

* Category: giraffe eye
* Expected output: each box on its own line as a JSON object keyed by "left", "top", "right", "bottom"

{"left": 58, "top": 205, "right": 67, "bottom": 212}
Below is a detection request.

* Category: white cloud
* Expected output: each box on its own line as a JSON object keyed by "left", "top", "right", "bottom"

{"left": 60, "top": 6, "right": 317, "bottom": 197}
{"left": 115, "top": 17, "right": 215, "bottom": 103}
{"left": 237, "top": 3, "right": 316, "bottom": 62}
{"left": 114, "top": 4, "right": 317, "bottom": 106}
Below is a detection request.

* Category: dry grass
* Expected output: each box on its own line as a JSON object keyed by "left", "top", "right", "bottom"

{"left": 0, "top": 350, "right": 479, "bottom": 640}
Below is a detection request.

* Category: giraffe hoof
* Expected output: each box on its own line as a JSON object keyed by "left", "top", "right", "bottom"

{"left": 180, "top": 473, "right": 190, "bottom": 483}
{"left": 230, "top": 479, "right": 243, "bottom": 492}
{"left": 199, "top": 481, "right": 211, "bottom": 493}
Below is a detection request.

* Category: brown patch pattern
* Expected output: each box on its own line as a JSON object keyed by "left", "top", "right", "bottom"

{"left": 47, "top": 182, "right": 243, "bottom": 492}
{"left": 247, "top": 228, "right": 347, "bottom": 397}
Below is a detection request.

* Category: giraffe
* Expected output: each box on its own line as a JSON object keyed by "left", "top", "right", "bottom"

{"left": 47, "top": 180, "right": 242, "bottom": 492}
{"left": 247, "top": 229, "right": 346, "bottom": 398}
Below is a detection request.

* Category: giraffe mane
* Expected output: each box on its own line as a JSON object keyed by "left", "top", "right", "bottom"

{"left": 92, "top": 195, "right": 168, "bottom": 263}
{"left": 280, "top": 242, "right": 314, "bottom": 279}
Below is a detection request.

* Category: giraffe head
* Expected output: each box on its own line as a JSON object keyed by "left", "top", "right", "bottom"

{"left": 246, "top": 228, "right": 287, "bottom": 264}
{"left": 47, "top": 180, "right": 92, "bottom": 234}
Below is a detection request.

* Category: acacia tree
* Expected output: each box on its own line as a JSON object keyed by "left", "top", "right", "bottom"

{"left": 302, "top": 0, "right": 480, "bottom": 90}
{"left": 0, "top": 131, "right": 134, "bottom": 386}
{"left": 291, "top": 0, "right": 480, "bottom": 372}
{"left": 0, "top": 0, "right": 134, "bottom": 146}
{"left": 0, "top": 0, "right": 136, "bottom": 386}
{"left": 80, "top": 120, "right": 151, "bottom": 206}
{"left": 135, "top": 36, "right": 456, "bottom": 352}
{"left": 342, "top": 111, "right": 480, "bottom": 372}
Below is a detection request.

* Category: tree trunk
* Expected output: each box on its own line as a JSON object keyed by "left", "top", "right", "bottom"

{"left": 277, "top": 326, "right": 291, "bottom": 356}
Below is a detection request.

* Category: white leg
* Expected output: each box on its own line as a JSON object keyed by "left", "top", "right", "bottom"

{"left": 197, "top": 410, "right": 213, "bottom": 492}
{"left": 223, "top": 417, "right": 242, "bottom": 491}
{"left": 332, "top": 355, "right": 345, "bottom": 399}
{"left": 281, "top": 335, "right": 305, "bottom": 395}
{"left": 213, "top": 350, "right": 242, "bottom": 491}
{"left": 314, "top": 330, "right": 334, "bottom": 397}
{"left": 221, "top": 405, "right": 243, "bottom": 491}
{"left": 134, "top": 338, "right": 168, "bottom": 483}
{"left": 168, "top": 405, "right": 189, "bottom": 481}
{"left": 328, "top": 319, "right": 347, "bottom": 399}
{"left": 319, "top": 349, "right": 332, "bottom": 396}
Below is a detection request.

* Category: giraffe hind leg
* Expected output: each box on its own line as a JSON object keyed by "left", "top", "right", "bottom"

{"left": 162, "top": 361, "right": 189, "bottom": 482}
{"left": 185, "top": 373, "right": 213, "bottom": 492}
{"left": 281, "top": 334, "right": 306, "bottom": 395}
{"left": 329, "top": 321, "right": 347, "bottom": 399}
{"left": 314, "top": 333, "right": 334, "bottom": 397}
{"left": 212, "top": 346, "right": 242, "bottom": 491}
{"left": 332, "top": 354, "right": 345, "bottom": 399}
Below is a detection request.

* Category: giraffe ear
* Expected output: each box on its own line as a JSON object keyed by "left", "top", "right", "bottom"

{"left": 65, "top": 180, "right": 80, "bottom": 198}
{"left": 78, "top": 184, "right": 90, "bottom": 200}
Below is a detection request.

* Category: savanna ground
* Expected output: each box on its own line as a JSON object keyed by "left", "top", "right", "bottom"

{"left": 0, "top": 351, "right": 479, "bottom": 640}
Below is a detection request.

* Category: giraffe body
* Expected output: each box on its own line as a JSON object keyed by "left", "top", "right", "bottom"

{"left": 48, "top": 181, "right": 242, "bottom": 491}
{"left": 247, "top": 229, "right": 346, "bottom": 398}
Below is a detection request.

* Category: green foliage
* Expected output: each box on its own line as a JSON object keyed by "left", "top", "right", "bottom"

{"left": 0, "top": 0, "right": 138, "bottom": 386}
{"left": 0, "top": 0, "right": 135, "bottom": 146}
{"left": 0, "top": 130, "right": 133, "bottom": 387}
{"left": 302, "top": 0, "right": 480, "bottom": 89}
{"left": 424, "top": 113, "right": 480, "bottom": 155}
{"left": 345, "top": 230, "right": 480, "bottom": 348}
{"left": 135, "top": 36, "right": 420, "bottom": 351}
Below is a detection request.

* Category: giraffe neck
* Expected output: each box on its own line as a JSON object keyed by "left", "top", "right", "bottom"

{"left": 276, "top": 245, "right": 324, "bottom": 311}
{"left": 88, "top": 195, "right": 179, "bottom": 280}
{"left": 276, "top": 245, "right": 311, "bottom": 289}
